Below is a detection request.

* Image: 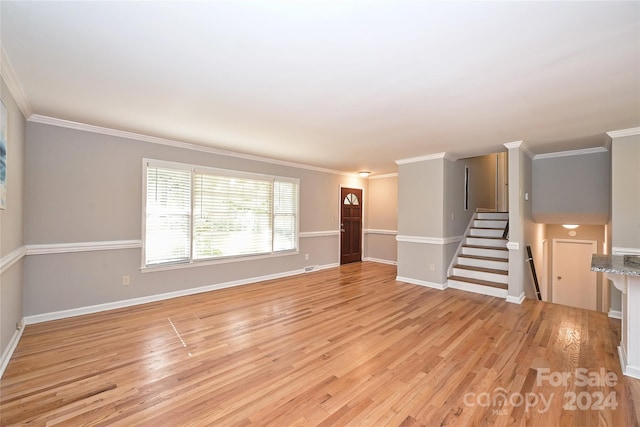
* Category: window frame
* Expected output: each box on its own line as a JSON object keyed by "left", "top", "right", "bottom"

{"left": 141, "top": 158, "right": 300, "bottom": 272}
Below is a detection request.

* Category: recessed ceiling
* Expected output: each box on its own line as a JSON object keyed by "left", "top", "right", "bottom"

{"left": 1, "top": 1, "right": 639, "bottom": 174}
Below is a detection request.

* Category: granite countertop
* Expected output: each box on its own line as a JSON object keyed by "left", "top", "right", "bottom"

{"left": 591, "top": 254, "right": 640, "bottom": 276}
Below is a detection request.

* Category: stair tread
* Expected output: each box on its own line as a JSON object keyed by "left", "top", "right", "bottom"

{"left": 453, "top": 264, "right": 508, "bottom": 275}
{"left": 448, "top": 275, "right": 508, "bottom": 290}
{"left": 463, "top": 245, "right": 508, "bottom": 251}
{"left": 458, "top": 254, "right": 509, "bottom": 262}
{"left": 467, "top": 236, "right": 508, "bottom": 240}
{"left": 470, "top": 227, "right": 505, "bottom": 230}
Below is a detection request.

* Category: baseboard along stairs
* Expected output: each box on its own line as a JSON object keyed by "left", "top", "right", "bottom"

{"left": 448, "top": 212, "right": 509, "bottom": 299}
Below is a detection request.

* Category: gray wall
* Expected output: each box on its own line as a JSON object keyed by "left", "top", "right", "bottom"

{"left": 609, "top": 134, "right": 640, "bottom": 312}
{"left": 397, "top": 154, "right": 497, "bottom": 285}
{"left": 365, "top": 175, "right": 397, "bottom": 263}
{"left": 611, "top": 135, "right": 640, "bottom": 249}
{"left": 397, "top": 160, "right": 444, "bottom": 237}
{"left": 0, "top": 76, "right": 26, "bottom": 360}
{"left": 533, "top": 151, "right": 610, "bottom": 224}
{"left": 23, "top": 122, "right": 369, "bottom": 316}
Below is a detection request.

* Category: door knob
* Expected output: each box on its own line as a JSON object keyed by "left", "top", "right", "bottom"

{"left": 557, "top": 276, "right": 562, "bottom": 280}
{"left": 341, "top": 229, "right": 345, "bottom": 232}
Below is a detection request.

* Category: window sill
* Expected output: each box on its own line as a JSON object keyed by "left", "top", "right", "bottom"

{"left": 140, "top": 249, "right": 299, "bottom": 273}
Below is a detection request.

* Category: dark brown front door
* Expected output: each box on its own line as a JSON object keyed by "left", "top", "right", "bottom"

{"left": 340, "top": 187, "right": 362, "bottom": 265}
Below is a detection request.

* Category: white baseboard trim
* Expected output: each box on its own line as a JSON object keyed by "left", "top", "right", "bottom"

{"left": 448, "top": 280, "right": 508, "bottom": 299}
{"left": 0, "top": 321, "right": 25, "bottom": 379}
{"left": 363, "top": 257, "right": 397, "bottom": 266}
{"left": 608, "top": 309, "right": 623, "bottom": 320}
{"left": 506, "top": 292, "right": 526, "bottom": 304}
{"left": 618, "top": 345, "right": 640, "bottom": 380}
{"left": 306, "top": 262, "right": 340, "bottom": 272}
{"left": 396, "top": 276, "right": 447, "bottom": 290}
{"left": 24, "top": 264, "right": 337, "bottom": 325}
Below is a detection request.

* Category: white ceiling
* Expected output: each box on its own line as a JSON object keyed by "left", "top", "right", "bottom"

{"left": 1, "top": 1, "right": 639, "bottom": 175}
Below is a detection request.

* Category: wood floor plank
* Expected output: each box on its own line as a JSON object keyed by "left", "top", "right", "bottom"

{"left": 1, "top": 262, "right": 638, "bottom": 426}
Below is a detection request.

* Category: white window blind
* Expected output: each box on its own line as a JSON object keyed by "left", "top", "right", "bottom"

{"left": 145, "top": 166, "right": 191, "bottom": 265}
{"left": 273, "top": 180, "right": 298, "bottom": 251}
{"left": 194, "top": 173, "right": 273, "bottom": 259}
{"left": 143, "top": 160, "right": 299, "bottom": 268}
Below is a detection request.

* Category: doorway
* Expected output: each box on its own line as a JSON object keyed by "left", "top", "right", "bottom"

{"left": 552, "top": 239, "right": 598, "bottom": 311}
{"left": 340, "top": 187, "right": 362, "bottom": 265}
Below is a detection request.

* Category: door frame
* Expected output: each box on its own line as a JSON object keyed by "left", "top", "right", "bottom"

{"left": 338, "top": 185, "right": 365, "bottom": 264}
{"left": 541, "top": 239, "right": 549, "bottom": 302}
{"left": 551, "top": 238, "right": 598, "bottom": 309}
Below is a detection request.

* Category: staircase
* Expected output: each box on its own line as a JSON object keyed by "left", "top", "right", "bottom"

{"left": 447, "top": 212, "right": 509, "bottom": 298}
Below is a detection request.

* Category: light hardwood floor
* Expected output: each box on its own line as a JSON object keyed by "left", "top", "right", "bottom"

{"left": 1, "top": 262, "right": 638, "bottom": 426}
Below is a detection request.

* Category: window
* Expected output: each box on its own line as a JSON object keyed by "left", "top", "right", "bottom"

{"left": 143, "top": 160, "right": 299, "bottom": 268}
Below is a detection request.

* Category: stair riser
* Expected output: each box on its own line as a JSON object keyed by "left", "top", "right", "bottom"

{"left": 448, "top": 279, "right": 508, "bottom": 298}
{"left": 452, "top": 268, "right": 509, "bottom": 284}
{"left": 466, "top": 237, "right": 507, "bottom": 248}
{"left": 476, "top": 213, "right": 509, "bottom": 220}
{"left": 469, "top": 228, "right": 504, "bottom": 238}
{"left": 457, "top": 257, "right": 509, "bottom": 270}
{"left": 462, "top": 247, "right": 509, "bottom": 258}
{"left": 473, "top": 220, "right": 507, "bottom": 229}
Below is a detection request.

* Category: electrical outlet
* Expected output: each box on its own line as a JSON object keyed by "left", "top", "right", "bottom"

{"left": 429, "top": 264, "right": 435, "bottom": 272}
{"left": 122, "top": 275, "right": 130, "bottom": 286}
{"left": 305, "top": 254, "right": 309, "bottom": 261}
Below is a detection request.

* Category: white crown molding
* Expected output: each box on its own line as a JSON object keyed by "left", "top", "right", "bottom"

{"left": 0, "top": 246, "right": 27, "bottom": 274}
{"left": 396, "top": 235, "right": 462, "bottom": 245}
{"left": 28, "top": 115, "right": 358, "bottom": 177}
{"left": 506, "top": 241, "right": 520, "bottom": 250}
{"left": 506, "top": 292, "right": 525, "bottom": 304}
{"left": 365, "top": 229, "right": 397, "bottom": 235}
{"left": 0, "top": 47, "right": 31, "bottom": 118}
{"left": 395, "top": 152, "right": 457, "bottom": 165}
{"left": 503, "top": 140, "right": 534, "bottom": 159}
{"left": 534, "top": 146, "right": 608, "bottom": 160}
{"left": 299, "top": 230, "right": 340, "bottom": 238}
{"left": 503, "top": 140, "right": 523, "bottom": 150}
{"left": 607, "top": 127, "right": 640, "bottom": 139}
{"left": 369, "top": 173, "right": 398, "bottom": 179}
{"left": 612, "top": 247, "right": 640, "bottom": 256}
{"left": 26, "top": 240, "right": 142, "bottom": 255}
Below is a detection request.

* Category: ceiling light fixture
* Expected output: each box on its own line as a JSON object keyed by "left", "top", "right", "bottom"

{"left": 358, "top": 171, "right": 371, "bottom": 178}
{"left": 562, "top": 224, "right": 579, "bottom": 229}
